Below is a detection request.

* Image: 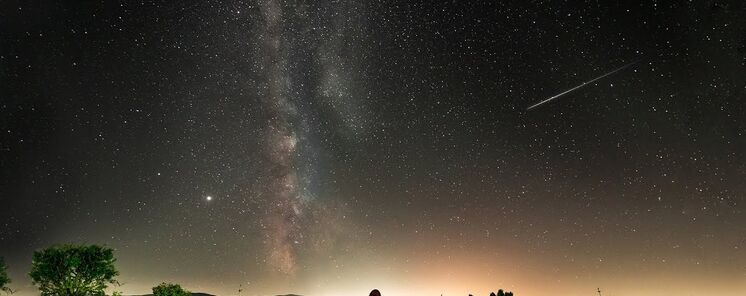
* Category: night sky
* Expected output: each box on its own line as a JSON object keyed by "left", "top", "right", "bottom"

{"left": 2, "top": 1, "right": 745, "bottom": 296}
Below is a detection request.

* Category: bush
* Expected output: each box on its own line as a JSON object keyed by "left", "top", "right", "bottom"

{"left": 0, "top": 257, "right": 11, "bottom": 294}
{"left": 153, "top": 282, "right": 191, "bottom": 296}
{"left": 29, "top": 244, "right": 119, "bottom": 296}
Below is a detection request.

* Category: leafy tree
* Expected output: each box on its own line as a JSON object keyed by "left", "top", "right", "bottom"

{"left": 497, "top": 289, "right": 504, "bottom": 296}
{"left": 0, "top": 257, "right": 12, "bottom": 294}
{"left": 152, "top": 282, "right": 191, "bottom": 296}
{"left": 29, "top": 244, "right": 119, "bottom": 296}
{"left": 505, "top": 292, "right": 513, "bottom": 296}
{"left": 490, "top": 293, "right": 496, "bottom": 296}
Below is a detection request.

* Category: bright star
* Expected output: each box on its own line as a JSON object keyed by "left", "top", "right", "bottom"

{"left": 206, "top": 195, "right": 213, "bottom": 201}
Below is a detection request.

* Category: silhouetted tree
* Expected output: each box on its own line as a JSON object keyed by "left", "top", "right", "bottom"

{"left": 505, "top": 292, "right": 513, "bottom": 296}
{"left": 0, "top": 257, "right": 12, "bottom": 294}
{"left": 29, "top": 244, "right": 119, "bottom": 296}
{"left": 490, "top": 292, "right": 496, "bottom": 296}
{"left": 497, "top": 289, "right": 504, "bottom": 296}
{"left": 153, "top": 282, "right": 191, "bottom": 296}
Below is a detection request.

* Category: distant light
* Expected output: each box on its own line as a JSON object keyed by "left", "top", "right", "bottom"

{"left": 206, "top": 195, "right": 213, "bottom": 201}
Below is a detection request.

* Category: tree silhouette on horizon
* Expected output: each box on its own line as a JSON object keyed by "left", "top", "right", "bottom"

{"left": 490, "top": 288, "right": 514, "bottom": 296}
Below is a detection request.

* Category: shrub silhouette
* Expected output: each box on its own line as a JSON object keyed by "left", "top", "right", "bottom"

{"left": 29, "top": 244, "right": 119, "bottom": 296}
{"left": 0, "top": 257, "right": 11, "bottom": 294}
{"left": 153, "top": 282, "right": 191, "bottom": 296}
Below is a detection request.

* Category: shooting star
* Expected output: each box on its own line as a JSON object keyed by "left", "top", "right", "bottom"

{"left": 527, "top": 60, "right": 638, "bottom": 110}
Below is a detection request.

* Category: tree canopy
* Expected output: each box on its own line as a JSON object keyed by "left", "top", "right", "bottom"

{"left": 29, "top": 244, "right": 119, "bottom": 296}
{"left": 153, "top": 282, "right": 191, "bottom": 296}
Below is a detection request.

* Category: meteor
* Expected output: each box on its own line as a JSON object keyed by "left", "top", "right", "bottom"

{"left": 527, "top": 61, "right": 638, "bottom": 110}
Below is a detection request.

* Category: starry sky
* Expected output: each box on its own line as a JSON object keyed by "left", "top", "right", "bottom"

{"left": 1, "top": 1, "right": 745, "bottom": 296}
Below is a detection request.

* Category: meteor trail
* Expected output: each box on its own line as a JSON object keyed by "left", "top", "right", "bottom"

{"left": 527, "top": 61, "right": 638, "bottom": 110}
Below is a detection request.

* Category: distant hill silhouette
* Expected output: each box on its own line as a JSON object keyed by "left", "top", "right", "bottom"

{"left": 129, "top": 293, "right": 214, "bottom": 296}
{"left": 130, "top": 292, "right": 294, "bottom": 296}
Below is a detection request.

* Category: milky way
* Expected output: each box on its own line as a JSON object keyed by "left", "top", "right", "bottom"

{"left": 253, "top": 0, "right": 368, "bottom": 274}
{"left": 255, "top": 0, "right": 303, "bottom": 275}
